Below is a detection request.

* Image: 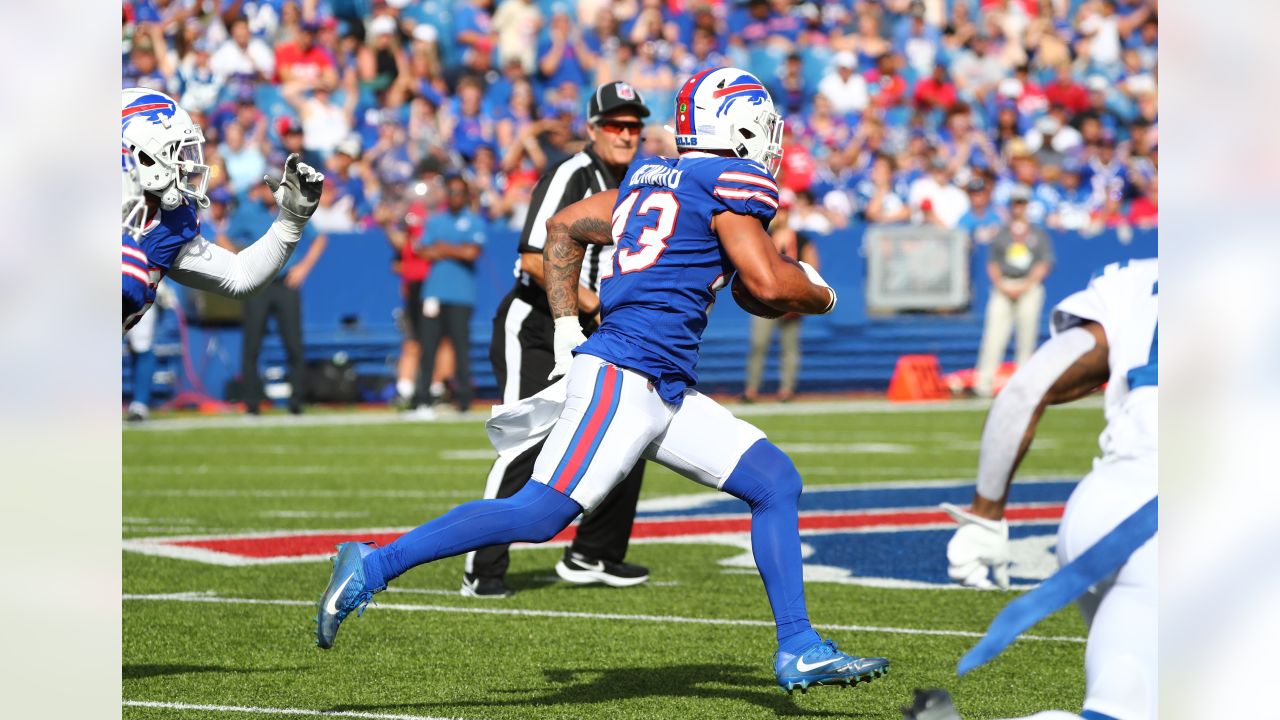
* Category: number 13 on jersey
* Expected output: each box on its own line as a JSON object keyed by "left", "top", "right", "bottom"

{"left": 603, "top": 190, "right": 681, "bottom": 279}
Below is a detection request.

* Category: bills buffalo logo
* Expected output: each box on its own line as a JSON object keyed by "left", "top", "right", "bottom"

{"left": 713, "top": 75, "right": 771, "bottom": 118}
{"left": 122, "top": 93, "right": 177, "bottom": 128}
{"left": 123, "top": 479, "right": 1072, "bottom": 589}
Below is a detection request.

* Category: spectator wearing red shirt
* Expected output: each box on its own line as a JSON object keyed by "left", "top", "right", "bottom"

{"left": 275, "top": 20, "right": 338, "bottom": 89}
{"left": 913, "top": 63, "right": 957, "bottom": 113}
{"left": 1127, "top": 176, "right": 1157, "bottom": 229}
{"left": 1010, "top": 64, "right": 1048, "bottom": 117}
{"left": 1044, "top": 63, "right": 1090, "bottom": 114}
{"left": 779, "top": 123, "right": 817, "bottom": 193}
{"left": 865, "top": 53, "right": 907, "bottom": 110}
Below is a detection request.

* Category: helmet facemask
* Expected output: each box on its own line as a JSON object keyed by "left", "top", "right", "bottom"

{"left": 728, "top": 108, "right": 784, "bottom": 179}
{"left": 127, "top": 123, "right": 210, "bottom": 210}
{"left": 121, "top": 147, "right": 148, "bottom": 239}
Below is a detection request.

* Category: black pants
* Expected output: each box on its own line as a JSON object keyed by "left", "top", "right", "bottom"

{"left": 465, "top": 286, "right": 645, "bottom": 579}
{"left": 415, "top": 301, "right": 473, "bottom": 411}
{"left": 241, "top": 279, "right": 305, "bottom": 411}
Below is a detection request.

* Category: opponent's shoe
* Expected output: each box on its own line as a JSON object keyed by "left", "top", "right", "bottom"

{"left": 901, "top": 688, "right": 962, "bottom": 720}
{"left": 460, "top": 573, "right": 513, "bottom": 598}
{"left": 555, "top": 551, "right": 649, "bottom": 587}
{"left": 315, "top": 542, "right": 382, "bottom": 649}
{"left": 774, "top": 639, "right": 889, "bottom": 693}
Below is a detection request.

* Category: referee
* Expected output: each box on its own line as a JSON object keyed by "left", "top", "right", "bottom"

{"left": 462, "top": 82, "right": 652, "bottom": 598}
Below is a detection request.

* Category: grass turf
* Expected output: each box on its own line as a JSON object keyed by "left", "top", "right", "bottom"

{"left": 124, "top": 402, "right": 1103, "bottom": 719}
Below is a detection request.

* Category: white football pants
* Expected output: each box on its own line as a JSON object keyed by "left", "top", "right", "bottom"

{"left": 531, "top": 353, "right": 766, "bottom": 512}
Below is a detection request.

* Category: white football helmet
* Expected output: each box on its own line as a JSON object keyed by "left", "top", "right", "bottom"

{"left": 121, "top": 88, "right": 210, "bottom": 210}
{"left": 671, "top": 67, "right": 784, "bottom": 177}
{"left": 121, "top": 143, "right": 148, "bottom": 239}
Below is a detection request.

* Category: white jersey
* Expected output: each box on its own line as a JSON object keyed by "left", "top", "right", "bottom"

{"left": 1051, "top": 258, "right": 1158, "bottom": 460}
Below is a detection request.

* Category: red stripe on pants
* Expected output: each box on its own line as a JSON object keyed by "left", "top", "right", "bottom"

{"left": 553, "top": 366, "right": 618, "bottom": 493}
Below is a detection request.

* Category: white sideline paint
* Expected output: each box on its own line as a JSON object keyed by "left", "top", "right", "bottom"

{"left": 125, "top": 396, "right": 1105, "bottom": 432}
{"left": 123, "top": 699, "right": 461, "bottom": 720}
{"left": 121, "top": 591, "right": 1085, "bottom": 643}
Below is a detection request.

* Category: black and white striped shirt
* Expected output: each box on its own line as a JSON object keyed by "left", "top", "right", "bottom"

{"left": 515, "top": 145, "right": 621, "bottom": 294}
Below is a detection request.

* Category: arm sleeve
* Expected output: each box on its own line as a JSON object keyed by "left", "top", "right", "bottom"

{"left": 974, "top": 326, "right": 1098, "bottom": 502}
{"left": 166, "top": 218, "right": 303, "bottom": 297}
{"left": 711, "top": 160, "right": 780, "bottom": 223}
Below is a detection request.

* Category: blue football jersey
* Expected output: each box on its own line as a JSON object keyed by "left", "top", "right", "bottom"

{"left": 125, "top": 202, "right": 200, "bottom": 332}
{"left": 578, "top": 153, "right": 780, "bottom": 405}
{"left": 122, "top": 233, "right": 154, "bottom": 328}
{"left": 140, "top": 201, "right": 201, "bottom": 274}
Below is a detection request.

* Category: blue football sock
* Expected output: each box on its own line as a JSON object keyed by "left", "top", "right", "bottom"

{"left": 721, "top": 439, "right": 821, "bottom": 655}
{"left": 364, "top": 481, "right": 583, "bottom": 588}
{"left": 131, "top": 349, "right": 156, "bottom": 408}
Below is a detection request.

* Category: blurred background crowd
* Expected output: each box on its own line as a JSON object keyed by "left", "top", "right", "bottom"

{"left": 123, "top": 0, "right": 1158, "bottom": 241}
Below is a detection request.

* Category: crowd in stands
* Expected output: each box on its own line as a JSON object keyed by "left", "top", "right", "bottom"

{"left": 123, "top": 0, "right": 1157, "bottom": 245}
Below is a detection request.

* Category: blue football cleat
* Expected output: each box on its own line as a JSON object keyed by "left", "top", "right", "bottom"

{"left": 774, "top": 639, "right": 890, "bottom": 693}
{"left": 315, "top": 542, "right": 382, "bottom": 649}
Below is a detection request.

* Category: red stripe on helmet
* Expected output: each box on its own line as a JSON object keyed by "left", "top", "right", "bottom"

{"left": 675, "top": 69, "right": 716, "bottom": 136}
{"left": 712, "top": 83, "right": 764, "bottom": 98}
{"left": 121, "top": 102, "right": 172, "bottom": 119}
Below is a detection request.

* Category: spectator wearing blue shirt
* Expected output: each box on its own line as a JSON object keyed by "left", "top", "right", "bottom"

{"left": 217, "top": 182, "right": 328, "bottom": 415}
{"left": 766, "top": 51, "right": 809, "bottom": 118}
{"left": 451, "top": 0, "right": 495, "bottom": 68}
{"left": 537, "top": 7, "right": 598, "bottom": 92}
{"left": 955, "top": 175, "right": 1004, "bottom": 244}
{"left": 447, "top": 76, "right": 497, "bottom": 162}
{"left": 323, "top": 136, "right": 370, "bottom": 221}
{"left": 412, "top": 175, "right": 486, "bottom": 416}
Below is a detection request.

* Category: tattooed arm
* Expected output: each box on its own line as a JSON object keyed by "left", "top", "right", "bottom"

{"left": 543, "top": 190, "right": 617, "bottom": 379}
{"left": 543, "top": 190, "right": 617, "bottom": 319}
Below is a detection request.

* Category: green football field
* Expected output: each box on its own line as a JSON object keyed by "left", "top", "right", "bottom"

{"left": 123, "top": 399, "right": 1104, "bottom": 720}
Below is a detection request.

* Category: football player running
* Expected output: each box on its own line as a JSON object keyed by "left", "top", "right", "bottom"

{"left": 314, "top": 68, "right": 890, "bottom": 693}
{"left": 916, "top": 259, "right": 1158, "bottom": 720}
{"left": 121, "top": 88, "right": 323, "bottom": 334}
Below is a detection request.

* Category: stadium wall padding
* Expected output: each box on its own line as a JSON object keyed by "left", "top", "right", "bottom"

{"left": 151, "top": 226, "right": 1155, "bottom": 404}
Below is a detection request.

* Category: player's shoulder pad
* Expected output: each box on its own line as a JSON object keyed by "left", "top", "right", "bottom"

{"left": 706, "top": 157, "right": 780, "bottom": 216}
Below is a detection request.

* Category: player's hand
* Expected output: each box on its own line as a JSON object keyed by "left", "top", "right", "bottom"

{"left": 796, "top": 260, "right": 837, "bottom": 314}
{"left": 265, "top": 153, "right": 324, "bottom": 222}
{"left": 941, "top": 502, "right": 1011, "bottom": 590}
{"left": 549, "top": 316, "right": 587, "bottom": 381}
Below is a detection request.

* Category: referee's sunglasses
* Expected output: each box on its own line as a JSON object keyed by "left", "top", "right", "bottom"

{"left": 597, "top": 119, "right": 645, "bottom": 135}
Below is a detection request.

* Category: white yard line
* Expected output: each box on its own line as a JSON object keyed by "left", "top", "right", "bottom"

{"left": 122, "top": 699, "right": 461, "bottom": 720}
{"left": 121, "top": 591, "right": 1084, "bottom": 644}
{"left": 126, "top": 397, "right": 1105, "bottom": 432}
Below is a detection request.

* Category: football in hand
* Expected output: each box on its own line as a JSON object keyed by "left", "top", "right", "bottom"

{"left": 730, "top": 255, "right": 800, "bottom": 319}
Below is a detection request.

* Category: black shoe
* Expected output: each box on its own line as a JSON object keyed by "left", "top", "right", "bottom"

{"left": 288, "top": 403, "right": 303, "bottom": 415}
{"left": 460, "top": 574, "right": 513, "bottom": 599}
{"left": 555, "top": 551, "right": 649, "bottom": 587}
{"left": 902, "top": 689, "right": 961, "bottom": 720}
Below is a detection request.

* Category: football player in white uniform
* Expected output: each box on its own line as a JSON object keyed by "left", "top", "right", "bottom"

{"left": 917, "top": 259, "right": 1158, "bottom": 720}
{"left": 121, "top": 88, "right": 324, "bottom": 334}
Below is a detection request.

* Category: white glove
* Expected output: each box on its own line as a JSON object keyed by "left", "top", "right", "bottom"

{"left": 941, "top": 502, "right": 1010, "bottom": 589}
{"left": 796, "top": 260, "right": 837, "bottom": 314}
{"left": 264, "top": 153, "right": 324, "bottom": 224}
{"left": 549, "top": 316, "right": 587, "bottom": 381}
